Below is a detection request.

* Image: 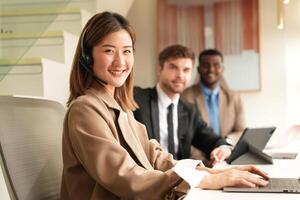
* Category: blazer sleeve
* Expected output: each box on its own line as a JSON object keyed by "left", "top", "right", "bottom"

{"left": 190, "top": 106, "right": 228, "bottom": 155}
{"left": 143, "top": 137, "right": 177, "bottom": 172}
{"left": 66, "top": 100, "right": 182, "bottom": 199}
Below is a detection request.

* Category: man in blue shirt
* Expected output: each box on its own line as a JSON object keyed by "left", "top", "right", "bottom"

{"left": 182, "top": 49, "right": 246, "bottom": 145}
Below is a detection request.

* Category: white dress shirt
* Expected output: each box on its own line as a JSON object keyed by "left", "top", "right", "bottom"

{"left": 156, "top": 84, "right": 179, "bottom": 155}
{"left": 125, "top": 104, "right": 208, "bottom": 188}
{"left": 156, "top": 85, "right": 208, "bottom": 187}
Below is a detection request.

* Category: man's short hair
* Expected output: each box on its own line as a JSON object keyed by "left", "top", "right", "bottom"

{"left": 159, "top": 44, "right": 195, "bottom": 67}
{"left": 198, "top": 49, "right": 224, "bottom": 64}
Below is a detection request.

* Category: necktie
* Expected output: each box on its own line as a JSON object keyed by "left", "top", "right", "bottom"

{"left": 167, "top": 103, "right": 175, "bottom": 157}
{"left": 208, "top": 93, "right": 220, "bottom": 135}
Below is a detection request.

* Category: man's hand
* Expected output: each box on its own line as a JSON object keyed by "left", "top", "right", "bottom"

{"left": 209, "top": 146, "right": 232, "bottom": 166}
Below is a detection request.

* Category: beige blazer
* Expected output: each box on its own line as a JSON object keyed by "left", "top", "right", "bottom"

{"left": 61, "top": 84, "right": 185, "bottom": 200}
{"left": 182, "top": 83, "right": 246, "bottom": 143}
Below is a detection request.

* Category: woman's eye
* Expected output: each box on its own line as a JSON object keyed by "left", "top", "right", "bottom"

{"left": 104, "top": 49, "right": 114, "bottom": 53}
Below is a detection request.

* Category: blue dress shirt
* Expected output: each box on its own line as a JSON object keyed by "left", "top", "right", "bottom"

{"left": 200, "top": 83, "right": 220, "bottom": 135}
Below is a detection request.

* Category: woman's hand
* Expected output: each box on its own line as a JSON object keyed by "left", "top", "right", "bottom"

{"left": 196, "top": 165, "right": 269, "bottom": 190}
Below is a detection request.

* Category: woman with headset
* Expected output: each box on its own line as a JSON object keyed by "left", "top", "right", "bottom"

{"left": 60, "top": 12, "right": 268, "bottom": 199}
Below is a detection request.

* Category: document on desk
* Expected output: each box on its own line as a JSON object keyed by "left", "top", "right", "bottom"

{"left": 263, "top": 145, "right": 299, "bottom": 159}
{"left": 263, "top": 125, "right": 300, "bottom": 159}
{"left": 264, "top": 150, "right": 298, "bottom": 159}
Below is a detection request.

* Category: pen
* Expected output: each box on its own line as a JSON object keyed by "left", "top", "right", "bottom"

{"left": 213, "top": 152, "right": 220, "bottom": 162}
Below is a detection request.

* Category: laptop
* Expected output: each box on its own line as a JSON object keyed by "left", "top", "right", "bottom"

{"left": 224, "top": 126, "right": 300, "bottom": 193}
{"left": 226, "top": 127, "right": 276, "bottom": 165}
{"left": 223, "top": 177, "right": 300, "bottom": 193}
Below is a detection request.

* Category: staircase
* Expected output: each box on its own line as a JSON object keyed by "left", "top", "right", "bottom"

{"left": 0, "top": 0, "right": 135, "bottom": 106}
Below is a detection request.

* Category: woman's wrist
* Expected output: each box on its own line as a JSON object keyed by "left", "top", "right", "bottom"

{"left": 197, "top": 173, "right": 213, "bottom": 189}
{"left": 195, "top": 165, "right": 215, "bottom": 174}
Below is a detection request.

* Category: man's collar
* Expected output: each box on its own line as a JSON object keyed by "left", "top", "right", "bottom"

{"left": 156, "top": 84, "right": 179, "bottom": 108}
{"left": 200, "top": 82, "right": 220, "bottom": 96}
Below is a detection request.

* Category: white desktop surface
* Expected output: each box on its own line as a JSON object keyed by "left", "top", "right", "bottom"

{"left": 185, "top": 189, "right": 300, "bottom": 200}
{"left": 185, "top": 151, "right": 300, "bottom": 200}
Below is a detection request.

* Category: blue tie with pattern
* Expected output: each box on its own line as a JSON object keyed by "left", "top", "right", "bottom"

{"left": 208, "top": 93, "right": 220, "bottom": 135}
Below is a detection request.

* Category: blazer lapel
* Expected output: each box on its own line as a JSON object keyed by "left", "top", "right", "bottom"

{"left": 118, "top": 111, "right": 153, "bottom": 170}
{"left": 89, "top": 86, "right": 153, "bottom": 169}
{"left": 193, "top": 85, "right": 209, "bottom": 124}
{"left": 219, "top": 89, "right": 227, "bottom": 138}
{"left": 150, "top": 89, "right": 160, "bottom": 141}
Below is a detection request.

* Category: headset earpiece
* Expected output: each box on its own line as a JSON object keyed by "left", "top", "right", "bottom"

{"left": 80, "top": 28, "right": 93, "bottom": 67}
{"left": 79, "top": 27, "right": 107, "bottom": 85}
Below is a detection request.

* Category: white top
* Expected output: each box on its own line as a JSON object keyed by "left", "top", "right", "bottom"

{"left": 174, "top": 159, "right": 209, "bottom": 188}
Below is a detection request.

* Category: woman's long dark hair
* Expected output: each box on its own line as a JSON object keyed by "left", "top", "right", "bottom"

{"left": 67, "top": 12, "right": 137, "bottom": 111}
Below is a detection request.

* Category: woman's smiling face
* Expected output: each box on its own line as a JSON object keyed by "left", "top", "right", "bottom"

{"left": 92, "top": 29, "right": 134, "bottom": 92}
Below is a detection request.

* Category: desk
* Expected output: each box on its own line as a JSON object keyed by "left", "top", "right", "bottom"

{"left": 185, "top": 150, "right": 300, "bottom": 200}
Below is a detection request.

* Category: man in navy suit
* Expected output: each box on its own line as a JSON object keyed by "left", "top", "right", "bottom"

{"left": 134, "top": 44, "right": 232, "bottom": 165}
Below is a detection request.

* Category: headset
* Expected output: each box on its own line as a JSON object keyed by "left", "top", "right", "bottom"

{"left": 79, "top": 28, "right": 107, "bottom": 85}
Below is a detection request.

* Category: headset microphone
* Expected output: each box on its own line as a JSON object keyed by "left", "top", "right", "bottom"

{"left": 79, "top": 58, "right": 107, "bottom": 85}
{"left": 79, "top": 28, "right": 107, "bottom": 85}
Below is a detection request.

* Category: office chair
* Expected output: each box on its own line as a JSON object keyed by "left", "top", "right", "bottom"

{"left": 0, "top": 96, "right": 65, "bottom": 200}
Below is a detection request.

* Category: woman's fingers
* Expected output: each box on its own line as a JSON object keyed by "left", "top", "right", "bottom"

{"left": 248, "top": 166, "right": 269, "bottom": 179}
{"left": 197, "top": 168, "right": 269, "bottom": 190}
{"left": 235, "top": 165, "right": 269, "bottom": 179}
{"left": 239, "top": 171, "right": 269, "bottom": 187}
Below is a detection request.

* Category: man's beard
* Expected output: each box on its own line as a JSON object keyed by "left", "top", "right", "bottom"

{"left": 166, "top": 83, "right": 184, "bottom": 94}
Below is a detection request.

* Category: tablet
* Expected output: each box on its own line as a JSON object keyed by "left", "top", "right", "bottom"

{"left": 226, "top": 127, "right": 276, "bottom": 165}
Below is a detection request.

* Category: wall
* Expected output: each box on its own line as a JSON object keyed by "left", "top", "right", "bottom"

{"left": 241, "top": 0, "right": 287, "bottom": 131}
{"left": 128, "top": 0, "right": 300, "bottom": 139}
{"left": 127, "top": 0, "right": 158, "bottom": 87}
{"left": 242, "top": 0, "right": 300, "bottom": 137}
{"left": 96, "top": 0, "right": 134, "bottom": 16}
{"left": 285, "top": 0, "right": 300, "bottom": 128}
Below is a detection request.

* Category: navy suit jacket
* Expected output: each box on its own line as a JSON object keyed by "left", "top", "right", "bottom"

{"left": 133, "top": 86, "right": 228, "bottom": 160}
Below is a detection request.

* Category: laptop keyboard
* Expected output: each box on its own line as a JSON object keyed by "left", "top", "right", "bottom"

{"left": 223, "top": 178, "right": 300, "bottom": 193}
{"left": 262, "top": 178, "right": 300, "bottom": 190}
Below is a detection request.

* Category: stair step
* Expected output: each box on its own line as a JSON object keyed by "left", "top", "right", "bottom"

{"left": 0, "top": 31, "right": 63, "bottom": 40}
{"left": 0, "top": 57, "right": 69, "bottom": 104}
{"left": 1, "top": 0, "right": 93, "bottom": 6}
{"left": 0, "top": 0, "right": 96, "bottom": 16}
{"left": 0, "top": 57, "right": 42, "bottom": 66}
{"left": 0, "top": 7, "right": 80, "bottom": 17}
{"left": 0, "top": 7, "right": 82, "bottom": 35}
{"left": 0, "top": 58, "right": 42, "bottom": 81}
{"left": 0, "top": 31, "right": 65, "bottom": 62}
